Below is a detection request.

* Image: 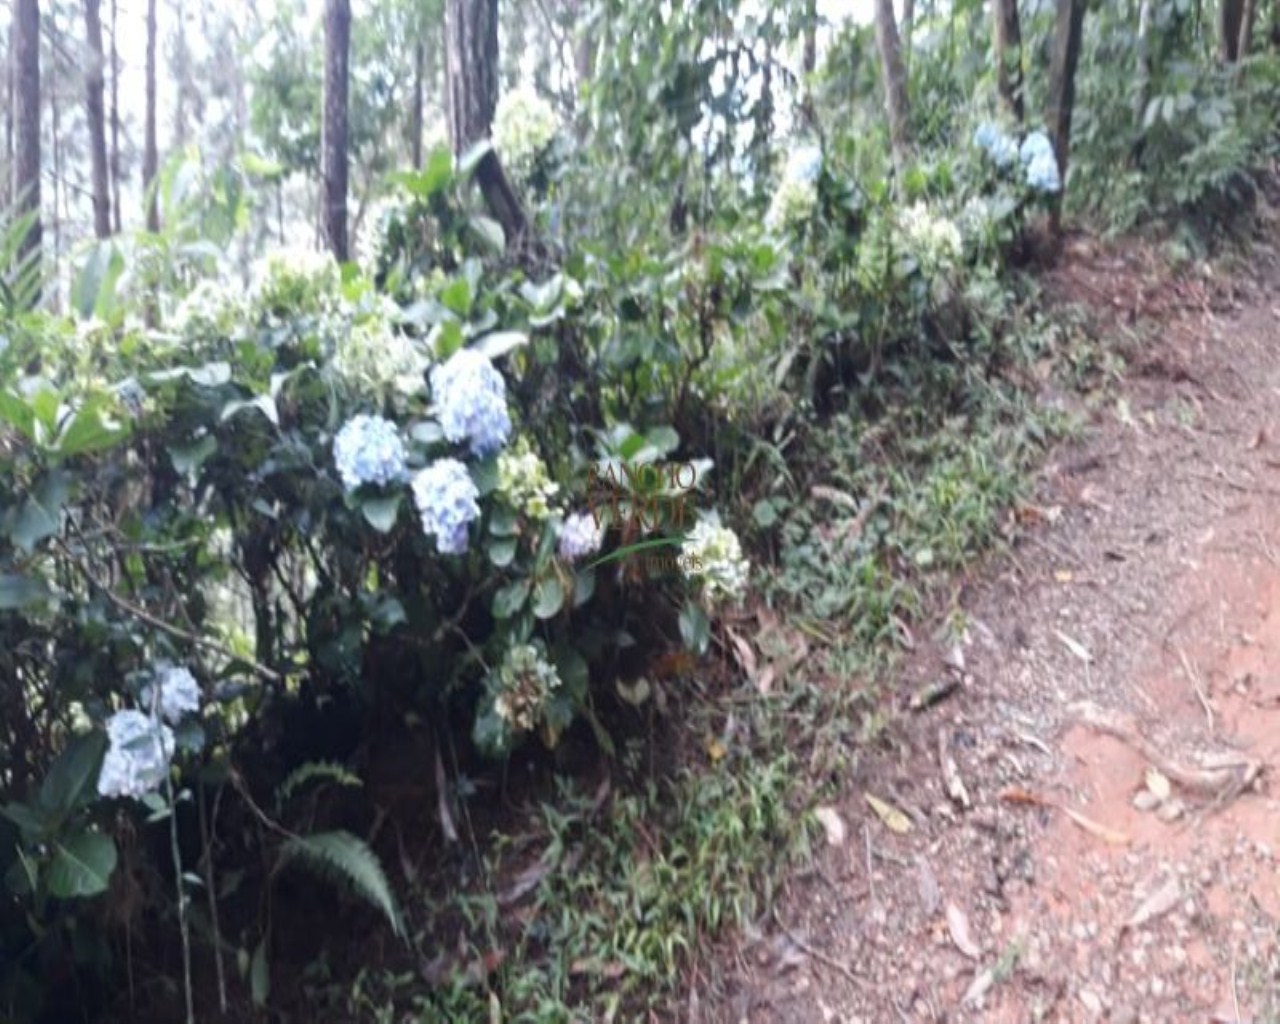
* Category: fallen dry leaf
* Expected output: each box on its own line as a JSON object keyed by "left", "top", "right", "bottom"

{"left": 915, "top": 855, "right": 941, "bottom": 916}
{"left": 961, "top": 966, "right": 995, "bottom": 1006}
{"left": 865, "top": 793, "right": 912, "bottom": 834}
{"left": 938, "top": 729, "right": 972, "bottom": 809}
{"left": 1061, "top": 805, "right": 1130, "bottom": 846}
{"left": 1123, "top": 876, "right": 1181, "bottom": 932}
{"left": 725, "top": 627, "right": 757, "bottom": 678}
{"left": 946, "top": 903, "right": 981, "bottom": 960}
{"left": 813, "top": 806, "right": 847, "bottom": 847}
{"left": 1054, "top": 629, "right": 1093, "bottom": 664}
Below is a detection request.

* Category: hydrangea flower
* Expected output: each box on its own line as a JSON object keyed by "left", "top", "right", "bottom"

{"left": 681, "top": 516, "right": 750, "bottom": 602}
{"left": 900, "top": 203, "right": 963, "bottom": 275}
{"left": 973, "top": 122, "right": 1017, "bottom": 168}
{"left": 333, "top": 415, "right": 408, "bottom": 492}
{"left": 115, "top": 378, "right": 146, "bottom": 419}
{"left": 497, "top": 443, "right": 560, "bottom": 520}
{"left": 412, "top": 458, "right": 481, "bottom": 555}
{"left": 97, "top": 709, "right": 175, "bottom": 799}
{"left": 558, "top": 511, "right": 603, "bottom": 562}
{"left": 356, "top": 195, "right": 409, "bottom": 273}
{"left": 1020, "top": 131, "right": 1062, "bottom": 193}
{"left": 430, "top": 348, "right": 512, "bottom": 457}
{"left": 492, "top": 87, "right": 560, "bottom": 179}
{"left": 249, "top": 246, "right": 343, "bottom": 320}
{"left": 172, "top": 278, "right": 245, "bottom": 338}
{"left": 491, "top": 643, "right": 561, "bottom": 733}
{"left": 140, "top": 664, "right": 202, "bottom": 725}
{"left": 766, "top": 144, "right": 823, "bottom": 232}
{"left": 333, "top": 316, "right": 428, "bottom": 398}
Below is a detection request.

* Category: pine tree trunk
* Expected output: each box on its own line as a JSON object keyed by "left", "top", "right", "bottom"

{"left": 802, "top": 0, "right": 817, "bottom": 74}
{"left": 84, "top": 0, "right": 111, "bottom": 238}
{"left": 873, "top": 0, "right": 911, "bottom": 171}
{"left": 109, "top": 0, "right": 121, "bottom": 232}
{"left": 1219, "top": 0, "right": 1244, "bottom": 59}
{"left": 1046, "top": 0, "right": 1087, "bottom": 234}
{"left": 13, "top": 0, "right": 40, "bottom": 273}
{"left": 1133, "top": 0, "right": 1154, "bottom": 162}
{"left": 322, "top": 0, "right": 351, "bottom": 261}
{"left": 1237, "top": 0, "right": 1257, "bottom": 60}
{"left": 411, "top": 40, "right": 424, "bottom": 169}
{"left": 993, "top": 0, "right": 1025, "bottom": 122}
{"left": 143, "top": 0, "right": 158, "bottom": 231}
{"left": 444, "top": 0, "right": 529, "bottom": 245}
{"left": 5, "top": 20, "right": 14, "bottom": 212}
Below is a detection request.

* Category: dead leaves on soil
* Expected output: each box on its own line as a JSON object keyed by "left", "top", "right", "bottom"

{"left": 999, "top": 787, "right": 1131, "bottom": 846}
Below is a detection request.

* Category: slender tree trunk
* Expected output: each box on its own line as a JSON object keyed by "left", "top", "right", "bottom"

{"left": 13, "top": 0, "right": 40, "bottom": 274}
{"left": 902, "top": 0, "right": 916, "bottom": 71}
{"left": 84, "top": 0, "right": 111, "bottom": 238}
{"left": 1133, "top": 0, "right": 1154, "bottom": 162}
{"left": 322, "top": 0, "right": 350, "bottom": 261}
{"left": 1046, "top": 0, "right": 1087, "bottom": 234}
{"left": 1237, "top": 0, "right": 1258, "bottom": 59}
{"left": 49, "top": 0, "right": 63, "bottom": 296}
{"left": 5, "top": 21, "right": 14, "bottom": 212}
{"left": 143, "top": 0, "right": 158, "bottom": 231}
{"left": 803, "top": 0, "right": 817, "bottom": 74}
{"left": 410, "top": 40, "right": 424, "bottom": 168}
{"left": 109, "top": 0, "right": 121, "bottom": 232}
{"left": 993, "top": 0, "right": 1025, "bottom": 122}
{"left": 873, "top": 0, "right": 911, "bottom": 171}
{"left": 1219, "top": 0, "right": 1244, "bottom": 59}
{"left": 444, "top": 0, "right": 529, "bottom": 245}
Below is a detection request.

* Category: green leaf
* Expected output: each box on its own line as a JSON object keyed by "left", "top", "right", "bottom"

{"left": 457, "top": 139, "right": 493, "bottom": 176}
{"left": 71, "top": 242, "right": 124, "bottom": 319}
{"left": 472, "top": 331, "right": 528, "bottom": 361}
{"left": 10, "top": 471, "right": 69, "bottom": 552}
{"left": 678, "top": 601, "right": 710, "bottom": 655}
{"left": 645, "top": 426, "right": 680, "bottom": 456}
{"left": 38, "top": 732, "right": 107, "bottom": 817}
{"left": 468, "top": 215, "right": 506, "bottom": 253}
{"left": 221, "top": 395, "right": 279, "bottom": 427}
{"left": 395, "top": 146, "right": 454, "bottom": 198}
{"left": 0, "top": 572, "right": 51, "bottom": 610}
{"left": 752, "top": 499, "right": 779, "bottom": 528}
{"left": 440, "top": 277, "right": 472, "bottom": 317}
{"left": 56, "top": 400, "right": 128, "bottom": 457}
{"left": 360, "top": 495, "right": 401, "bottom": 533}
{"left": 278, "top": 830, "right": 403, "bottom": 936}
{"left": 168, "top": 435, "right": 218, "bottom": 474}
{"left": 250, "top": 940, "right": 270, "bottom": 1007}
{"left": 487, "top": 536, "right": 518, "bottom": 567}
{"left": 533, "top": 576, "right": 565, "bottom": 619}
{"left": 46, "top": 832, "right": 117, "bottom": 899}
{"left": 492, "top": 579, "right": 531, "bottom": 619}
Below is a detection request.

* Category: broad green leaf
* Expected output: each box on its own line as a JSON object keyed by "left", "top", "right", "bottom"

{"left": 492, "top": 579, "right": 531, "bottom": 619}
{"left": 678, "top": 601, "right": 710, "bottom": 654}
{"left": 10, "top": 471, "right": 70, "bottom": 552}
{"left": 250, "top": 940, "right": 270, "bottom": 1007}
{"left": 533, "top": 576, "right": 564, "bottom": 619}
{"left": 472, "top": 331, "right": 528, "bottom": 361}
{"left": 360, "top": 495, "right": 401, "bottom": 533}
{"left": 38, "top": 732, "right": 107, "bottom": 817}
{"left": 168, "top": 435, "right": 218, "bottom": 474}
{"left": 47, "top": 832, "right": 118, "bottom": 898}
{"left": 0, "top": 572, "right": 51, "bottom": 610}
{"left": 487, "top": 537, "right": 518, "bottom": 567}
{"left": 56, "top": 400, "right": 127, "bottom": 457}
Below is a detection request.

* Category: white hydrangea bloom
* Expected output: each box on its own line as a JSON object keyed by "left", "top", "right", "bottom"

{"left": 97, "top": 710, "right": 175, "bottom": 799}
{"left": 492, "top": 643, "right": 561, "bottom": 733}
{"left": 172, "top": 278, "right": 245, "bottom": 338}
{"left": 249, "top": 246, "right": 343, "bottom": 320}
{"left": 430, "top": 348, "right": 512, "bottom": 457}
{"left": 558, "top": 511, "right": 603, "bottom": 562}
{"left": 492, "top": 87, "right": 560, "bottom": 179}
{"left": 766, "top": 144, "right": 822, "bottom": 232}
{"left": 412, "top": 458, "right": 481, "bottom": 555}
{"left": 356, "top": 195, "right": 410, "bottom": 273}
{"left": 899, "top": 203, "right": 963, "bottom": 276}
{"left": 681, "top": 516, "right": 750, "bottom": 602}
{"left": 496, "top": 443, "right": 560, "bottom": 520}
{"left": 333, "top": 315, "right": 429, "bottom": 397}
{"left": 140, "top": 664, "right": 202, "bottom": 725}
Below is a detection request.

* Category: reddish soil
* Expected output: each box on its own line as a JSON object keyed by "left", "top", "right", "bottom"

{"left": 713, "top": 221, "right": 1280, "bottom": 1023}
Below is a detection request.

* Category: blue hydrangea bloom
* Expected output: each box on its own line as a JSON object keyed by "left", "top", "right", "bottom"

{"left": 1019, "top": 130, "right": 1061, "bottom": 193}
{"left": 412, "top": 458, "right": 481, "bottom": 555}
{"left": 333, "top": 414, "right": 408, "bottom": 492}
{"left": 784, "top": 144, "right": 823, "bottom": 184}
{"left": 430, "top": 349, "right": 512, "bottom": 457}
{"left": 558, "top": 511, "right": 603, "bottom": 562}
{"left": 140, "top": 664, "right": 202, "bottom": 725}
{"left": 97, "top": 709, "right": 175, "bottom": 798}
{"left": 973, "top": 122, "right": 1017, "bottom": 168}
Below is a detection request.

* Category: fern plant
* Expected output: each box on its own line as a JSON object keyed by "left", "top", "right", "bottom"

{"left": 276, "top": 829, "right": 404, "bottom": 937}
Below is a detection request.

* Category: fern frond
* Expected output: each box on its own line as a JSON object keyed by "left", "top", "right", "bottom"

{"left": 275, "top": 760, "right": 362, "bottom": 809}
{"left": 278, "top": 830, "right": 404, "bottom": 937}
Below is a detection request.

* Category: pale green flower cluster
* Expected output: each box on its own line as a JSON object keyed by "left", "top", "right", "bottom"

{"left": 766, "top": 176, "right": 819, "bottom": 232}
{"left": 681, "top": 517, "right": 750, "bottom": 602}
{"left": 492, "top": 87, "right": 559, "bottom": 179}
{"left": 357, "top": 195, "right": 410, "bottom": 273}
{"left": 899, "top": 202, "right": 963, "bottom": 276}
{"left": 496, "top": 442, "right": 560, "bottom": 520}
{"left": 172, "top": 278, "right": 246, "bottom": 338}
{"left": 249, "top": 246, "right": 343, "bottom": 320}
{"left": 493, "top": 643, "right": 561, "bottom": 732}
{"left": 333, "top": 310, "right": 429, "bottom": 398}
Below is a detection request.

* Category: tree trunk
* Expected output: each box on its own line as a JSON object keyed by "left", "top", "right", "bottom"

{"left": 444, "top": 0, "right": 529, "bottom": 245}
{"left": 1132, "top": 0, "right": 1154, "bottom": 162}
{"left": 109, "top": 0, "right": 121, "bottom": 232}
{"left": 873, "top": 0, "right": 911, "bottom": 171}
{"left": 802, "top": 0, "right": 817, "bottom": 74}
{"left": 13, "top": 0, "right": 40, "bottom": 274}
{"left": 322, "top": 0, "right": 351, "bottom": 260}
{"left": 143, "top": 0, "right": 158, "bottom": 231}
{"left": 1046, "top": 0, "right": 1087, "bottom": 234}
{"left": 5, "top": 19, "right": 14, "bottom": 212}
{"left": 410, "top": 40, "right": 424, "bottom": 168}
{"left": 993, "top": 0, "right": 1025, "bottom": 122}
{"left": 1237, "top": 0, "right": 1258, "bottom": 59}
{"left": 902, "top": 0, "right": 916, "bottom": 71}
{"left": 1219, "top": 0, "right": 1244, "bottom": 59}
{"left": 84, "top": 0, "right": 111, "bottom": 238}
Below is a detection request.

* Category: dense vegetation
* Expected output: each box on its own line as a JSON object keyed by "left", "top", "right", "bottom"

{"left": 0, "top": 0, "right": 1276, "bottom": 1019}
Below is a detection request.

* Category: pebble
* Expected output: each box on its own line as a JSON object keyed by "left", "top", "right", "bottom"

{"left": 1079, "top": 988, "right": 1103, "bottom": 1015}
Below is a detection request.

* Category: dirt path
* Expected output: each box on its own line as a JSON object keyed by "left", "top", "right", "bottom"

{"left": 718, "top": 232, "right": 1280, "bottom": 1023}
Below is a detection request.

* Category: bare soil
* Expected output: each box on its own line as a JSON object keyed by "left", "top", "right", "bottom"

{"left": 714, "top": 222, "right": 1280, "bottom": 1023}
